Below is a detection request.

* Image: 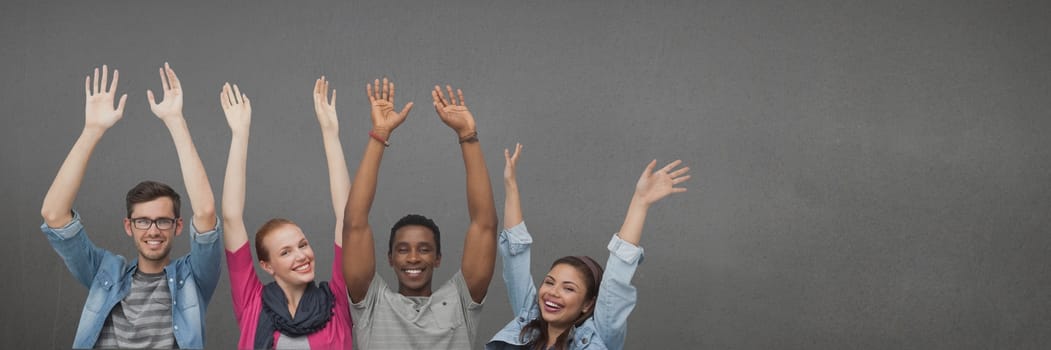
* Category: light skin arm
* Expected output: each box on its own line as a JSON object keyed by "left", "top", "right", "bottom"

{"left": 617, "top": 160, "right": 691, "bottom": 245}
{"left": 314, "top": 77, "right": 351, "bottom": 246}
{"left": 503, "top": 143, "right": 523, "bottom": 229}
{"left": 343, "top": 77, "right": 413, "bottom": 303}
{"left": 147, "top": 63, "right": 217, "bottom": 232}
{"left": 219, "top": 83, "right": 252, "bottom": 252}
{"left": 41, "top": 65, "right": 128, "bottom": 227}
{"left": 433, "top": 85, "right": 498, "bottom": 303}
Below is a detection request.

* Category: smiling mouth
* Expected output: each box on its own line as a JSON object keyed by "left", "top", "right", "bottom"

{"left": 542, "top": 299, "right": 564, "bottom": 313}
{"left": 402, "top": 268, "right": 424, "bottom": 277}
{"left": 293, "top": 263, "right": 311, "bottom": 272}
{"left": 144, "top": 240, "right": 164, "bottom": 247}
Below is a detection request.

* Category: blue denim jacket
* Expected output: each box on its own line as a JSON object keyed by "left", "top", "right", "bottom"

{"left": 41, "top": 210, "right": 222, "bottom": 349}
{"left": 487, "top": 222, "right": 644, "bottom": 350}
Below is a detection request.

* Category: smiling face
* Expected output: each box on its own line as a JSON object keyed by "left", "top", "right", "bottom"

{"left": 388, "top": 225, "right": 442, "bottom": 296}
{"left": 260, "top": 223, "right": 316, "bottom": 288}
{"left": 124, "top": 197, "right": 183, "bottom": 272}
{"left": 537, "top": 263, "right": 596, "bottom": 329}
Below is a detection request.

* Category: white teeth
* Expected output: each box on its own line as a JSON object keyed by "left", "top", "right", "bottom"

{"left": 146, "top": 240, "right": 162, "bottom": 245}
{"left": 404, "top": 269, "right": 422, "bottom": 274}
{"left": 294, "top": 264, "right": 309, "bottom": 271}
{"left": 545, "top": 301, "right": 561, "bottom": 308}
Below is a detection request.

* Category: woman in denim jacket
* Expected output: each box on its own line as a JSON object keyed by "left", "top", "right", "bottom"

{"left": 487, "top": 144, "right": 691, "bottom": 350}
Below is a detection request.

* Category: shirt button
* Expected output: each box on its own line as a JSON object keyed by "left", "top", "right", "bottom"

{"left": 174, "top": 325, "right": 178, "bottom": 330}
{"left": 582, "top": 337, "right": 588, "bottom": 344}
{"left": 173, "top": 301, "right": 177, "bottom": 306}
{"left": 169, "top": 278, "right": 174, "bottom": 283}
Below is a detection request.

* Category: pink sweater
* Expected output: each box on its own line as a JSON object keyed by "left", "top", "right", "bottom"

{"left": 226, "top": 242, "right": 353, "bottom": 350}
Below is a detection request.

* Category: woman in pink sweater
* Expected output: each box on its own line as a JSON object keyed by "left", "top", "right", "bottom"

{"left": 219, "top": 78, "right": 353, "bottom": 349}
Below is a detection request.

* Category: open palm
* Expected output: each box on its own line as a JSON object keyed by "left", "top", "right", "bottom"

{"left": 634, "top": 160, "right": 691, "bottom": 205}
{"left": 431, "top": 85, "right": 475, "bottom": 137}
{"left": 84, "top": 65, "right": 127, "bottom": 130}
{"left": 366, "top": 77, "right": 412, "bottom": 134}
{"left": 147, "top": 62, "right": 184, "bottom": 121}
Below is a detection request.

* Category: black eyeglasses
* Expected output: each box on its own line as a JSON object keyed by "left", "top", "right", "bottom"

{"left": 130, "top": 217, "right": 177, "bottom": 230}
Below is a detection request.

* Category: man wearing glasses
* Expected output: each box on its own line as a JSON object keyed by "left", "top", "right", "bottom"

{"left": 39, "top": 64, "right": 221, "bottom": 349}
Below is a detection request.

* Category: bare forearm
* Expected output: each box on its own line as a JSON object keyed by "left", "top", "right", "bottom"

{"left": 460, "top": 141, "right": 497, "bottom": 302}
{"left": 41, "top": 128, "right": 106, "bottom": 227}
{"left": 342, "top": 136, "right": 385, "bottom": 302}
{"left": 503, "top": 180, "right": 523, "bottom": 229}
{"left": 165, "top": 117, "right": 216, "bottom": 231}
{"left": 462, "top": 142, "right": 497, "bottom": 229}
{"left": 321, "top": 130, "right": 351, "bottom": 245}
{"left": 617, "top": 196, "right": 651, "bottom": 246}
{"left": 221, "top": 132, "right": 249, "bottom": 251}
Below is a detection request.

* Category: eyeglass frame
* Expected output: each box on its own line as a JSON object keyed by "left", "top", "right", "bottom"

{"left": 128, "top": 217, "right": 180, "bottom": 230}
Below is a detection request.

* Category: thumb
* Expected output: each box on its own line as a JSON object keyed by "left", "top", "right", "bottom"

{"left": 115, "top": 94, "right": 128, "bottom": 115}
{"left": 146, "top": 90, "right": 157, "bottom": 107}
{"left": 399, "top": 101, "right": 414, "bottom": 118}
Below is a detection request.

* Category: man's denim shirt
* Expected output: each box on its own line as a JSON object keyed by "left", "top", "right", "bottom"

{"left": 486, "top": 222, "right": 644, "bottom": 350}
{"left": 41, "top": 210, "right": 222, "bottom": 349}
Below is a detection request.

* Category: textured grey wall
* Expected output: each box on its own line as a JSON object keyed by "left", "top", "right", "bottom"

{"left": 2, "top": 1, "right": 1050, "bottom": 349}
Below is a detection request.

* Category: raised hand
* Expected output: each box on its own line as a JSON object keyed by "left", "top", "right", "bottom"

{"left": 633, "top": 160, "right": 691, "bottom": 206}
{"left": 431, "top": 85, "right": 476, "bottom": 138}
{"left": 366, "top": 77, "right": 413, "bottom": 136}
{"left": 314, "top": 76, "right": 339, "bottom": 133}
{"left": 84, "top": 65, "right": 128, "bottom": 131}
{"left": 147, "top": 62, "right": 185, "bottom": 122}
{"left": 503, "top": 143, "right": 522, "bottom": 183}
{"left": 220, "top": 82, "right": 251, "bottom": 135}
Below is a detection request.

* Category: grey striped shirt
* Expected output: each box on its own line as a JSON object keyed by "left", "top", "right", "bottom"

{"left": 351, "top": 271, "right": 484, "bottom": 350}
{"left": 95, "top": 270, "right": 176, "bottom": 349}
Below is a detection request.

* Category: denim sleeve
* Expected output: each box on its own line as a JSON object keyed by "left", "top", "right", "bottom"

{"left": 499, "top": 221, "right": 536, "bottom": 316}
{"left": 594, "top": 233, "right": 645, "bottom": 350}
{"left": 188, "top": 215, "right": 222, "bottom": 302}
{"left": 40, "top": 210, "right": 114, "bottom": 288}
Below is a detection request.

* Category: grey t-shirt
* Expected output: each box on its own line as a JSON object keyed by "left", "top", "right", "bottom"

{"left": 350, "top": 271, "right": 484, "bottom": 350}
{"left": 95, "top": 270, "right": 176, "bottom": 349}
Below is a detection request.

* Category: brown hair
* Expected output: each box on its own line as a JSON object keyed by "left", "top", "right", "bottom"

{"left": 520, "top": 255, "right": 604, "bottom": 350}
{"left": 255, "top": 218, "right": 296, "bottom": 262}
{"left": 125, "top": 181, "right": 181, "bottom": 218}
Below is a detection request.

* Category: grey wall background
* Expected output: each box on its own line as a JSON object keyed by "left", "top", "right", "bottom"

{"left": 2, "top": 1, "right": 1049, "bottom": 349}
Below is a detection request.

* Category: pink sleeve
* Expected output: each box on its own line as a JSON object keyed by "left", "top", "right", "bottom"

{"left": 226, "top": 242, "right": 263, "bottom": 324}
{"left": 330, "top": 244, "right": 352, "bottom": 327}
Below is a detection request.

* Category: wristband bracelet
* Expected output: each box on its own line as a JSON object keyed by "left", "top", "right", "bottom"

{"left": 369, "top": 130, "right": 390, "bottom": 147}
{"left": 458, "top": 131, "right": 478, "bottom": 144}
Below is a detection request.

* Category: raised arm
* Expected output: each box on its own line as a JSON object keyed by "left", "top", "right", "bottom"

{"left": 498, "top": 143, "right": 537, "bottom": 313}
{"left": 41, "top": 65, "right": 128, "bottom": 227}
{"left": 219, "top": 83, "right": 252, "bottom": 252}
{"left": 432, "top": 85, "right": 498, "bottom": 303}
{"left": 595, "top": 160, "right": 691, "bottom": 349}
{"left": 343, "top": 77, "right": 413, "bottom": 303}
{"left": 147, "top": 63, "right": 217, "bottom": 232}
{"left": 313, "top": 77, "right": 351, "bottom": 246}
{"left": 617, "top": 160, "right": 691, "bottom": 245}
{"left": 503, "top": 143, "right": 523, "bottom": 228}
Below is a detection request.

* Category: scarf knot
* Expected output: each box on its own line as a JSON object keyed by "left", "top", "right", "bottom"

{"left": 254, "top": 281, "right": 335, "bottom": 349}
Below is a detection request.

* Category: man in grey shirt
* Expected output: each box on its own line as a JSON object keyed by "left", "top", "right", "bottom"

{"left": 342, "top": 80, "right": 498, "bottom": 349}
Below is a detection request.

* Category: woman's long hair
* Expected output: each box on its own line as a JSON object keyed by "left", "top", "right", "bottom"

{"left": 520, "top": 256, "right": 604, "bottom": 350}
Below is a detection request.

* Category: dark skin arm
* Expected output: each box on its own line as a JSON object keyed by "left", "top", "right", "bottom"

{"left": 342, "top": 77, "right": 413, "bottom": 303}
{"left": 432, "top": 85, "right": 498, "bottom": 303}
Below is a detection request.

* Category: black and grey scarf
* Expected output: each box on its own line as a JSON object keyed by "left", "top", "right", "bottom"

{"left": 254, "top": 281, "right": 335, "bottom": 349}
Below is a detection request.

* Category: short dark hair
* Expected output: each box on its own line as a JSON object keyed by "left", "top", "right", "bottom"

{"left": 125, "top": 181, "right": 181, "bottom": 218}
{"left": 389, "top": 214, "right": 441, "bottom": 256}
